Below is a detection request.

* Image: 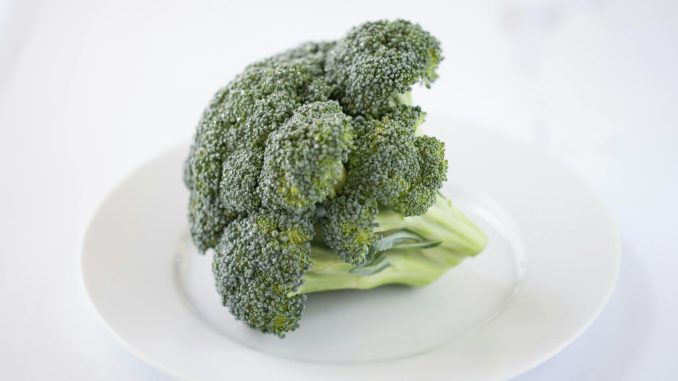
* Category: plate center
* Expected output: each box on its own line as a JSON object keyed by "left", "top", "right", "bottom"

{"left": 175, "top": 189, "right": 525, "bottom": 364}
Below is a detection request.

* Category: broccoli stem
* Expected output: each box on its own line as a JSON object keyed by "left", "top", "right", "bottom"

{"left": 296, "top": 194, "right": 487, "bottom": 294}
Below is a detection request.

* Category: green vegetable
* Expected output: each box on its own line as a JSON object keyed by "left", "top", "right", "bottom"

{"left": 184, "top": 19, "right": 487, "bottom": 337}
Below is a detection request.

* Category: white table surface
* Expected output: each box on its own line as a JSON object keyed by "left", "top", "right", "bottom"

{"left": 1, "top": 0, "right": 676, "bottom": 379}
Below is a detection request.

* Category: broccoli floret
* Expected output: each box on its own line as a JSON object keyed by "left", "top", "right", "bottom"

{"left": 394, "top": 134, "right": 448, "bottom": 216}
{"left": 184, "top": 19, "right": 486, "bottom": 337}
{"left": 213, "top": 211, "right": 314, "bottom": 336}
{"left": 326, "top": 19, "right": 442, "bottom": 116}
{"left": 345, "top": 105, "right": 444, "bottom": 216}
{"left": 259, "top": 101, "right": 352, "bottom": 212}
{"left": 318, "top": 194, "right": 378, "bottom": 265}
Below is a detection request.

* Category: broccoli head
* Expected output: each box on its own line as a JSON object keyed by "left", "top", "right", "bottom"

{"left": 184, "top": 19, "right": 487, "bottom": 337}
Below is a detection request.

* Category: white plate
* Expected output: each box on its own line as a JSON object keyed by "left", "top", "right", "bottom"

{"left": 81, "top": 118, "right": 620, "bottom": 381}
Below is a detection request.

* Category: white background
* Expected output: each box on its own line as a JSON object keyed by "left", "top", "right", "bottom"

{"left": 1, "top": 0, "right": 676, "bottom": 379}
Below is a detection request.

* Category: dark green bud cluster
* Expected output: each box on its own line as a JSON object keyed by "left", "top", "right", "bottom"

{"left": 260, "top": 101, "right": 352, "bottom": 212}
{"left": 326, "top": 20, "right": 442, "bottom": 116}
{"left": 319, "top": 194, "right": 378, "bottom": 264}
{"left": 213, "top": 211, "right": 314, "bottom": 336}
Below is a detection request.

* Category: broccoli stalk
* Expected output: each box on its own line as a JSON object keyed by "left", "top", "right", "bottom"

{"left": 297, "top": 194, "right": 486, "bottom": 294}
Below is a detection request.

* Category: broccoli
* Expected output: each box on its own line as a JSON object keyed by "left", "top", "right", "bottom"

{"left": 184, "top": 19, "right": 487, "bottom": 337}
